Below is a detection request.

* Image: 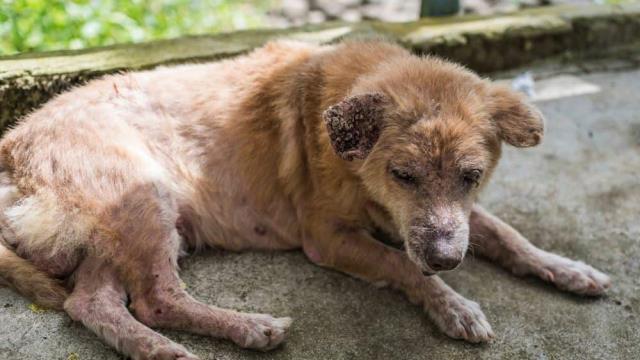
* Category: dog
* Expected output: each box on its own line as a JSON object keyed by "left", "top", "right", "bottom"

{"left": 0, "top": 40, "right": 611, "bottom": 359}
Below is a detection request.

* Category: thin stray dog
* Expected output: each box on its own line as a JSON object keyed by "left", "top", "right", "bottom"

{"left": 0, "top": 40, "right": 610, "bottom": 359}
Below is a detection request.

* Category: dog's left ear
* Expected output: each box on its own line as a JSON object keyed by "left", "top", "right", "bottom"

{"left": 487, "top": 85, "right": 544, "bottom": 147}
{"left": 323, "top": 93, "right": 388, "bottom": 161}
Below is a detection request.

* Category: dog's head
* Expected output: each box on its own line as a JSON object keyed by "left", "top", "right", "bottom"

{"left": 323, "top": 56, "right": 544, "bottom": 274}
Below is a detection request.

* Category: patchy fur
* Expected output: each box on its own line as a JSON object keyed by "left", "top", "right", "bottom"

{"left": 0, "top": 40, "right": 609, "bottom": 359}
{"left": 324, "top": 93, "right": 388, "bottom": 160}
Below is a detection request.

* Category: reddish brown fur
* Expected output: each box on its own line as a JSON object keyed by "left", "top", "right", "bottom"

{"left": 0, "top": 40, "right": 609, "bottom": 359}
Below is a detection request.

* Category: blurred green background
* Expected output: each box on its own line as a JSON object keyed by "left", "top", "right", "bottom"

{"left": 1, "top": 0, "right": 633, "bottom": 56}
{"left": 0, "top": 0, "right": 274, "bottom": 55}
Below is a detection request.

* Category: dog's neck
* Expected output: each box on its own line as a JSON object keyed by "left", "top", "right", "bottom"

{"left": 285, "top": 47, "right": 394, "bottom": 225}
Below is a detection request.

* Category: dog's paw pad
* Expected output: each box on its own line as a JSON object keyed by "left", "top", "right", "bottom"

{"left": 231, "top": 313, "right": 292, "bottom": 350}
{"left": 539, "top": 256, "right": 611, "bottom": 296}
{"left": 428, "top": 295, "right": 494, "bottom": 343}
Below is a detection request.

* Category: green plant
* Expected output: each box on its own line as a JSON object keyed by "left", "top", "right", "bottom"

{"left": 0, "top": 0, "right": 274, "bottom": 55}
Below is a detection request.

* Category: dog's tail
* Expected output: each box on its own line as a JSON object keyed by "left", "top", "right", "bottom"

{"left": 0, "top": 241, "right": 68, "bottom": 310}
{"left": 0, "top": 160, "right": 68, "bottom": 310}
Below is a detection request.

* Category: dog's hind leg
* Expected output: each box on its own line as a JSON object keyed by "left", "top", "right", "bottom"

{"left": 469, "top": 204, "right": 611, "bottom": 296}
{"left": 124, "top": 229, "right": 291, "bottom": 351}
{"left": 65, "top": 257, "right": 200, "bottom": 360}
{"left": 104, "top": 185, "right": 291, "bottom": 351}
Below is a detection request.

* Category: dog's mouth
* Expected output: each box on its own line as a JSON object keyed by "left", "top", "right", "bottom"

{"left": 405, "top": 243, "right": 438, "bottom": 276}
{"left": 421, "top": 269, "right": 436, "bottom": 276}
{"left": 418, "top": 259, "right": 439, "bottom": 276}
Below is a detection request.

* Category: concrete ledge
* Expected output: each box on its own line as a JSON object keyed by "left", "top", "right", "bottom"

{"left": 1, "top": 4, "right": 640, "bottom": 128}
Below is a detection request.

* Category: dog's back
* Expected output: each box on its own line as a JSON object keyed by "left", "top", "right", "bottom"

{"left": 0, "top": 41, "right": 322, "bottom": 304}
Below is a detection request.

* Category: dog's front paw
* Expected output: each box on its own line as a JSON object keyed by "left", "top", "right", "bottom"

{"left": 535, "top": 253, "right": 611, "bottom": 296}
{"left": 427, "top": 293, "right": 494, "bottom": 343}
{"left": 229, "top": 313, "right": 292, "bottom": 351}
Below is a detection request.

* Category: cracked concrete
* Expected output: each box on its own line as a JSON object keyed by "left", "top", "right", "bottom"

{"left": 0, "top": 63, "right": 639, "bottom": 360}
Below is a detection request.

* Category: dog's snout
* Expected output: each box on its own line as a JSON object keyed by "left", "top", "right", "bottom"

{"left": 423, "top": 235, "right": 464, "bottom": 271}
{"left": 432, "top": 227, "right": 454, "bottom": 240}
{"left": 408, "top": 210, "right": 468, "bottom": 273}
{"left": 425, "top": 252, "right": 461, "bottom": 271}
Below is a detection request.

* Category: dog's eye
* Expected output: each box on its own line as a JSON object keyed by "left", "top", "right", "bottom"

{"left": 462, "top": 169, "right": 483, "bottom": 188}
{"left": 391, "top": 168, "right": 417, "bottom": 185}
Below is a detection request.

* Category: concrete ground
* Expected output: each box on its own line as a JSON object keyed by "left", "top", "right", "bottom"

{"left": 1, "top": 63, "right": 639, "bottom": 360}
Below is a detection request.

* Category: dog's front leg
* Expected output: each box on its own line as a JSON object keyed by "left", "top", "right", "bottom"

{"left": 303, "top": 223, "right": 494, "bottom": 343}
{"left": 469, "top": 204, "right": 611, "bottom": 295}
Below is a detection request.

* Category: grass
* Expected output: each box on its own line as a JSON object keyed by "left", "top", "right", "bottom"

{"left": 0, "top": 0, "right": 275, "bottom": 55}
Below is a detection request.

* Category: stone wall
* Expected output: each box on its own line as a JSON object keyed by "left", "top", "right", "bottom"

{"left": 1, "top": 3, "right": 639, "bottom": 130}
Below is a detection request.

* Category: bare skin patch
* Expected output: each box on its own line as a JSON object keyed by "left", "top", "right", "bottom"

{"left": 323, "top": 93, "right": 387, "bottom": 161}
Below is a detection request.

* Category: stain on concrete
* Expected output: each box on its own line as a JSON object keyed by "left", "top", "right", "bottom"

{"left": 629, "top": 123, "right": 640, "bottom": 147}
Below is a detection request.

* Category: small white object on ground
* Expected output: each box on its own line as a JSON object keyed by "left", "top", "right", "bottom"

{"left": 512, "top": 71, "right": 537, "bottom": 98}
{"left": 531, "top": 75, "right": 601, "bottom": 102}
{"left": 505, "top": 74, "right": 601, "bottom": 102}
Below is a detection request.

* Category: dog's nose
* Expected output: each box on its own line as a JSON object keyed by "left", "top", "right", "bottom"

{"left": 425, "top": 253, "right": 461, "bottom": 271}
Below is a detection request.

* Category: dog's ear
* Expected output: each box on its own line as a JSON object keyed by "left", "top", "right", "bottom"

{"left": 487, "top": 85, "right": 544, "bottom": 147}
{"left": 323, "top": 93, "right": 388, "bottom": 161}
